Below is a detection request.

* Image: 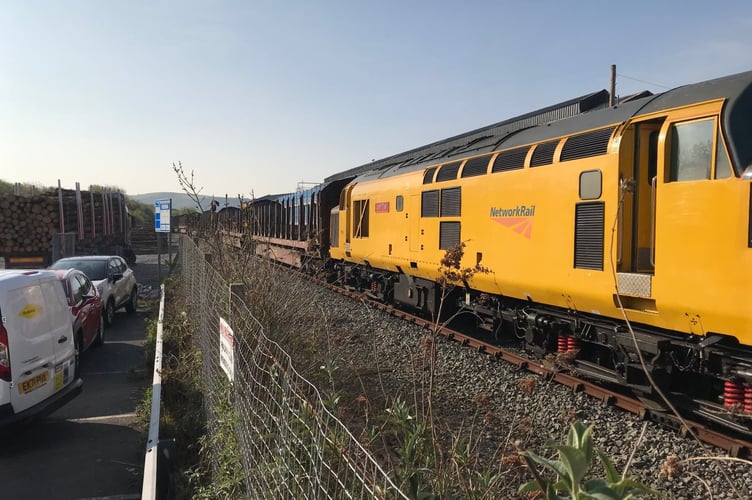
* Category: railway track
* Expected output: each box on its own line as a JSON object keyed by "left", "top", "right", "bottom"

{"left": 315, "top": 278, "right": 752, "bottom": 459}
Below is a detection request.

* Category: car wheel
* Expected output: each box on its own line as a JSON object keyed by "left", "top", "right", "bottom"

{"left": 125, "top": 286, "right": 138, "bottom": 313}
{"left": 104, "top": 299, "right": 115, "bottom": 327}
{"left": 93, "top": 313, "right": 105, "bottom": 347}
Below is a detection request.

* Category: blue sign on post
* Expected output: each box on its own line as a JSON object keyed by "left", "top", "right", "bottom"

{"left": 154, "top": 199, "right": 171, "bottom": 233}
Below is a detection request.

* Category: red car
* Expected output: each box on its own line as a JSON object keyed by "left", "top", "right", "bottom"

{"left": 54, "top": 268, "right": 104, "bottom": 354}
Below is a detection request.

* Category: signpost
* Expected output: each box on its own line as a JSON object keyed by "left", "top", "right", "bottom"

{"left": 154, "top": 199, "right": 171, "bottom": 283}
{"left": 154, "top": 199, "right": 171, "bottom": 233}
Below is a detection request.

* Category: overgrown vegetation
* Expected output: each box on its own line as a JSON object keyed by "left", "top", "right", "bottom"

{"left": 0, "top": 178, "right": 48, "bottom": 196}
{"left": 159, "top": 166, "right": 667, "bottom": 498}
{"left": 519, "top": 420, "right": 655, "bottom": 499}
{"left": 140, "top": 277, "right": 244, "bottom": 498}
{"left": 126, "top": 197, "right": 157, "bottom": 226}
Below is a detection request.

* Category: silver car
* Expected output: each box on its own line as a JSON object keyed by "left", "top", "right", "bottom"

{"left": 50, "top": 256, "right": 138, "bottom": 327}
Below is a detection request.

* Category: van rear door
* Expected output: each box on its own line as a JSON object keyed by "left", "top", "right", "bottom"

{"left": 40, "top": 277, "right": 76, "bottom": 391}
{"left": 6, "top": 278, "right": 59, "bottom": 413}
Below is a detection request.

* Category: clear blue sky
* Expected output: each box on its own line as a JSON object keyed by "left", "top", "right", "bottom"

{"left": 2, "top": 1, "right": 751, "bottom": 198}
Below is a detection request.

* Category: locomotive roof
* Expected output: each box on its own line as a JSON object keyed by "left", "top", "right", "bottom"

{"left": 338, "top": 70, "right": 752, "bottom": 183}
{"left": 324, "top": 89, "right": 611, "bottom": 184}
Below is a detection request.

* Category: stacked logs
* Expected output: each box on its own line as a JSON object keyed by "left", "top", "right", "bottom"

{"left": 0, "top": 194, "right": 59, "bottom": 255}
{"left": 0, "top": 189, "right": 129, "bottom": 262}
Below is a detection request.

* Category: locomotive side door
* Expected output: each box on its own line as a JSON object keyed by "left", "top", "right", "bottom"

{"left": 343, "top": 184, "right": 355, "bottom": 256}
{"left": 619, "top": 119, "right": 663, "bottom": 275}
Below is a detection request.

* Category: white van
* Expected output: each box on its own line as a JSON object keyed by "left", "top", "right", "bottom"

{"left": 0, "top": 270, "right": 83, "bottom": 425}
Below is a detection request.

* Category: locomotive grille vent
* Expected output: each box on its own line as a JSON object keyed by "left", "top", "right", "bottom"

{"left": 423, "top": 167, "right": 437, "bottom": 184}
{"left": 530, "top": 140, "right": 558, "bottom": 167}
{"left": 492, "top": 146, "right": 529, "bottom": 172}
{"left": 440, "top": 221, "right": 461, "bottom": 250}
{"left": 435, "top": 161, "right": 462, "bottom": 182}
{"left": 574, "top": 202, "right": 604, "bottom": 270}
{"left": 422, "top": 190, "right": 439, "bottom": 217}
{"left": 330, "top": 212, "right": 339, "bottom": 247}
{"left": 440, "top": 187, "right": 461, "bottom": 217}
{"left": 560, "top": 127, "right": 615, "bottom": 162}
{"left": 461, "top": 155, "right": 491, "bottom": 178}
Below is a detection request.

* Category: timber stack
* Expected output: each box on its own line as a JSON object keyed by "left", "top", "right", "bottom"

{"left": 0, "top": 188, "right": 132, "bottom": 268}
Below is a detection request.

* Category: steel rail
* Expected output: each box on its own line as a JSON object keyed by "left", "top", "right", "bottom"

{"left": 319, "top": 280, "right": 752, "bottom": 459}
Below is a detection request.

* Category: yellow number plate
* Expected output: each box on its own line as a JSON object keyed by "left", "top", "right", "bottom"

{"left": 18, "top": 371, "right": 50, "bottom": 395}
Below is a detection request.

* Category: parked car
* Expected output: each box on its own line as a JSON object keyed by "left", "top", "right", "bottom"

{"left": 54, "top": 268, "right": 104, "bottom": 351}
{"left": 0, "top": 269, "right": 83, "bottom": 426}
{"left": 50, "top": 256, "right": 138, "bottom": 327}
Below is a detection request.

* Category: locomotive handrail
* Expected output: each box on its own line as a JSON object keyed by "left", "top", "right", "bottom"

{"left": 650, "top": 175, "right": 657, "bottom": 267}
{"left": 617, "top": 191, "right": 624, "bottom": 265}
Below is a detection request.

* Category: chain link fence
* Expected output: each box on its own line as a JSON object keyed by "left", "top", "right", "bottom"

{"left": 179, "top": 235, "right": 408, "bottom": 499}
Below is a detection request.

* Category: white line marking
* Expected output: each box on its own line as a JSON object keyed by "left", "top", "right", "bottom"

{"left": 67, "top": 412, "right": 138, "bottom": 423}
{"left": 82, "top": 370, "right": 139, "bottom": 376}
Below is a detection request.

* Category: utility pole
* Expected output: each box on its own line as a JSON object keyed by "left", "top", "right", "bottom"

{"left": 610, "top": 64, "right": 616, "bottom": 107}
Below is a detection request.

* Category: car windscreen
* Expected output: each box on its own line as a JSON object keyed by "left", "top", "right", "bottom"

{"left": 51, "top": 260, "right": 108, "bottom": 281}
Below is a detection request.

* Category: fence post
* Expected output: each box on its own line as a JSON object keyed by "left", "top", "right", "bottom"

{"left": 227, "top": 283, "right": 245, "bottom": 407}
{"left": 228, "top": 283, "right": 246, "bottom": 320}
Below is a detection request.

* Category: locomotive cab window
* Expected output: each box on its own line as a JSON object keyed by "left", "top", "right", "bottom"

{"left": 715, "top": 129, "right": 733, "bottom": 179}
{"left": 353, "top": 199, "right": 369, "bottom": 238}
{"left": 668, "top": 118, "right": 714, "bottom": 182}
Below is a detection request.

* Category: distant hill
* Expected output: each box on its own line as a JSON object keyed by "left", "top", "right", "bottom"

{"left": 129, "top": 192, "right": 242, "bottom": 212}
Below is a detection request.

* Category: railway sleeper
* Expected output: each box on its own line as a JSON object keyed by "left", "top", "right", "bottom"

{"left": 458, "top": 289, "right": 752, "bottom": 434}
{"left": 328, "top": 265, "right": 752, "bottom": 435}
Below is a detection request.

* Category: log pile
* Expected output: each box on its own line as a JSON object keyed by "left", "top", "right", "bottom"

{"left": 0, "top": 194, "right": 59, "bottom": 255}
{"left": 0, "top": 189, "right": 131, "bottom": 265}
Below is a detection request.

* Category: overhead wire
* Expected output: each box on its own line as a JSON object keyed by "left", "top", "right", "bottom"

{"left": 616, "top": 73, "right": 673, "bottom": 91}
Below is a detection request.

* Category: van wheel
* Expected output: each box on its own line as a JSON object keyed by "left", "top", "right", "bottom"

{"left": 126, "top": 287, "right": 138, "bottom": 313}
{"left": 104, "top": 299, "right": 115, "bottom": 327}
{"left": 93, "top": 314, "right": 105, "bottom": 347}
{"left": 74, "top": 332, "right": 82, "bottom": 379}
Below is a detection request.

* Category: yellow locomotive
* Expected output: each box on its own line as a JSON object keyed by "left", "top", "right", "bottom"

{"left": 326, "top": 71, "right": 752, "bottom": 432}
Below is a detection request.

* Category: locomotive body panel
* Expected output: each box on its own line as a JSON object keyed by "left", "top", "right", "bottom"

{"left": 242, "top": 70, "right": 752, "bottom": 432}
{"left": 340, "top": 93, "right": 752, "bottom": 345}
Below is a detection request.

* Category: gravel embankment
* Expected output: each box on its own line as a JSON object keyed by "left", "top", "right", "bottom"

{"left": 292, "top": 277, "right": 752, "bottom": 499}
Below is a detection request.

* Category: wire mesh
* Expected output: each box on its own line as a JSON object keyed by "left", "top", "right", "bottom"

{"left": 179, "top": 236, "right": 408, "bottom": 499}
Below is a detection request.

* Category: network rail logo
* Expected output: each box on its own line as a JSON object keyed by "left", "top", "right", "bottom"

{"left": 490, "top": 205, "right": 536, "bottom": 239}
